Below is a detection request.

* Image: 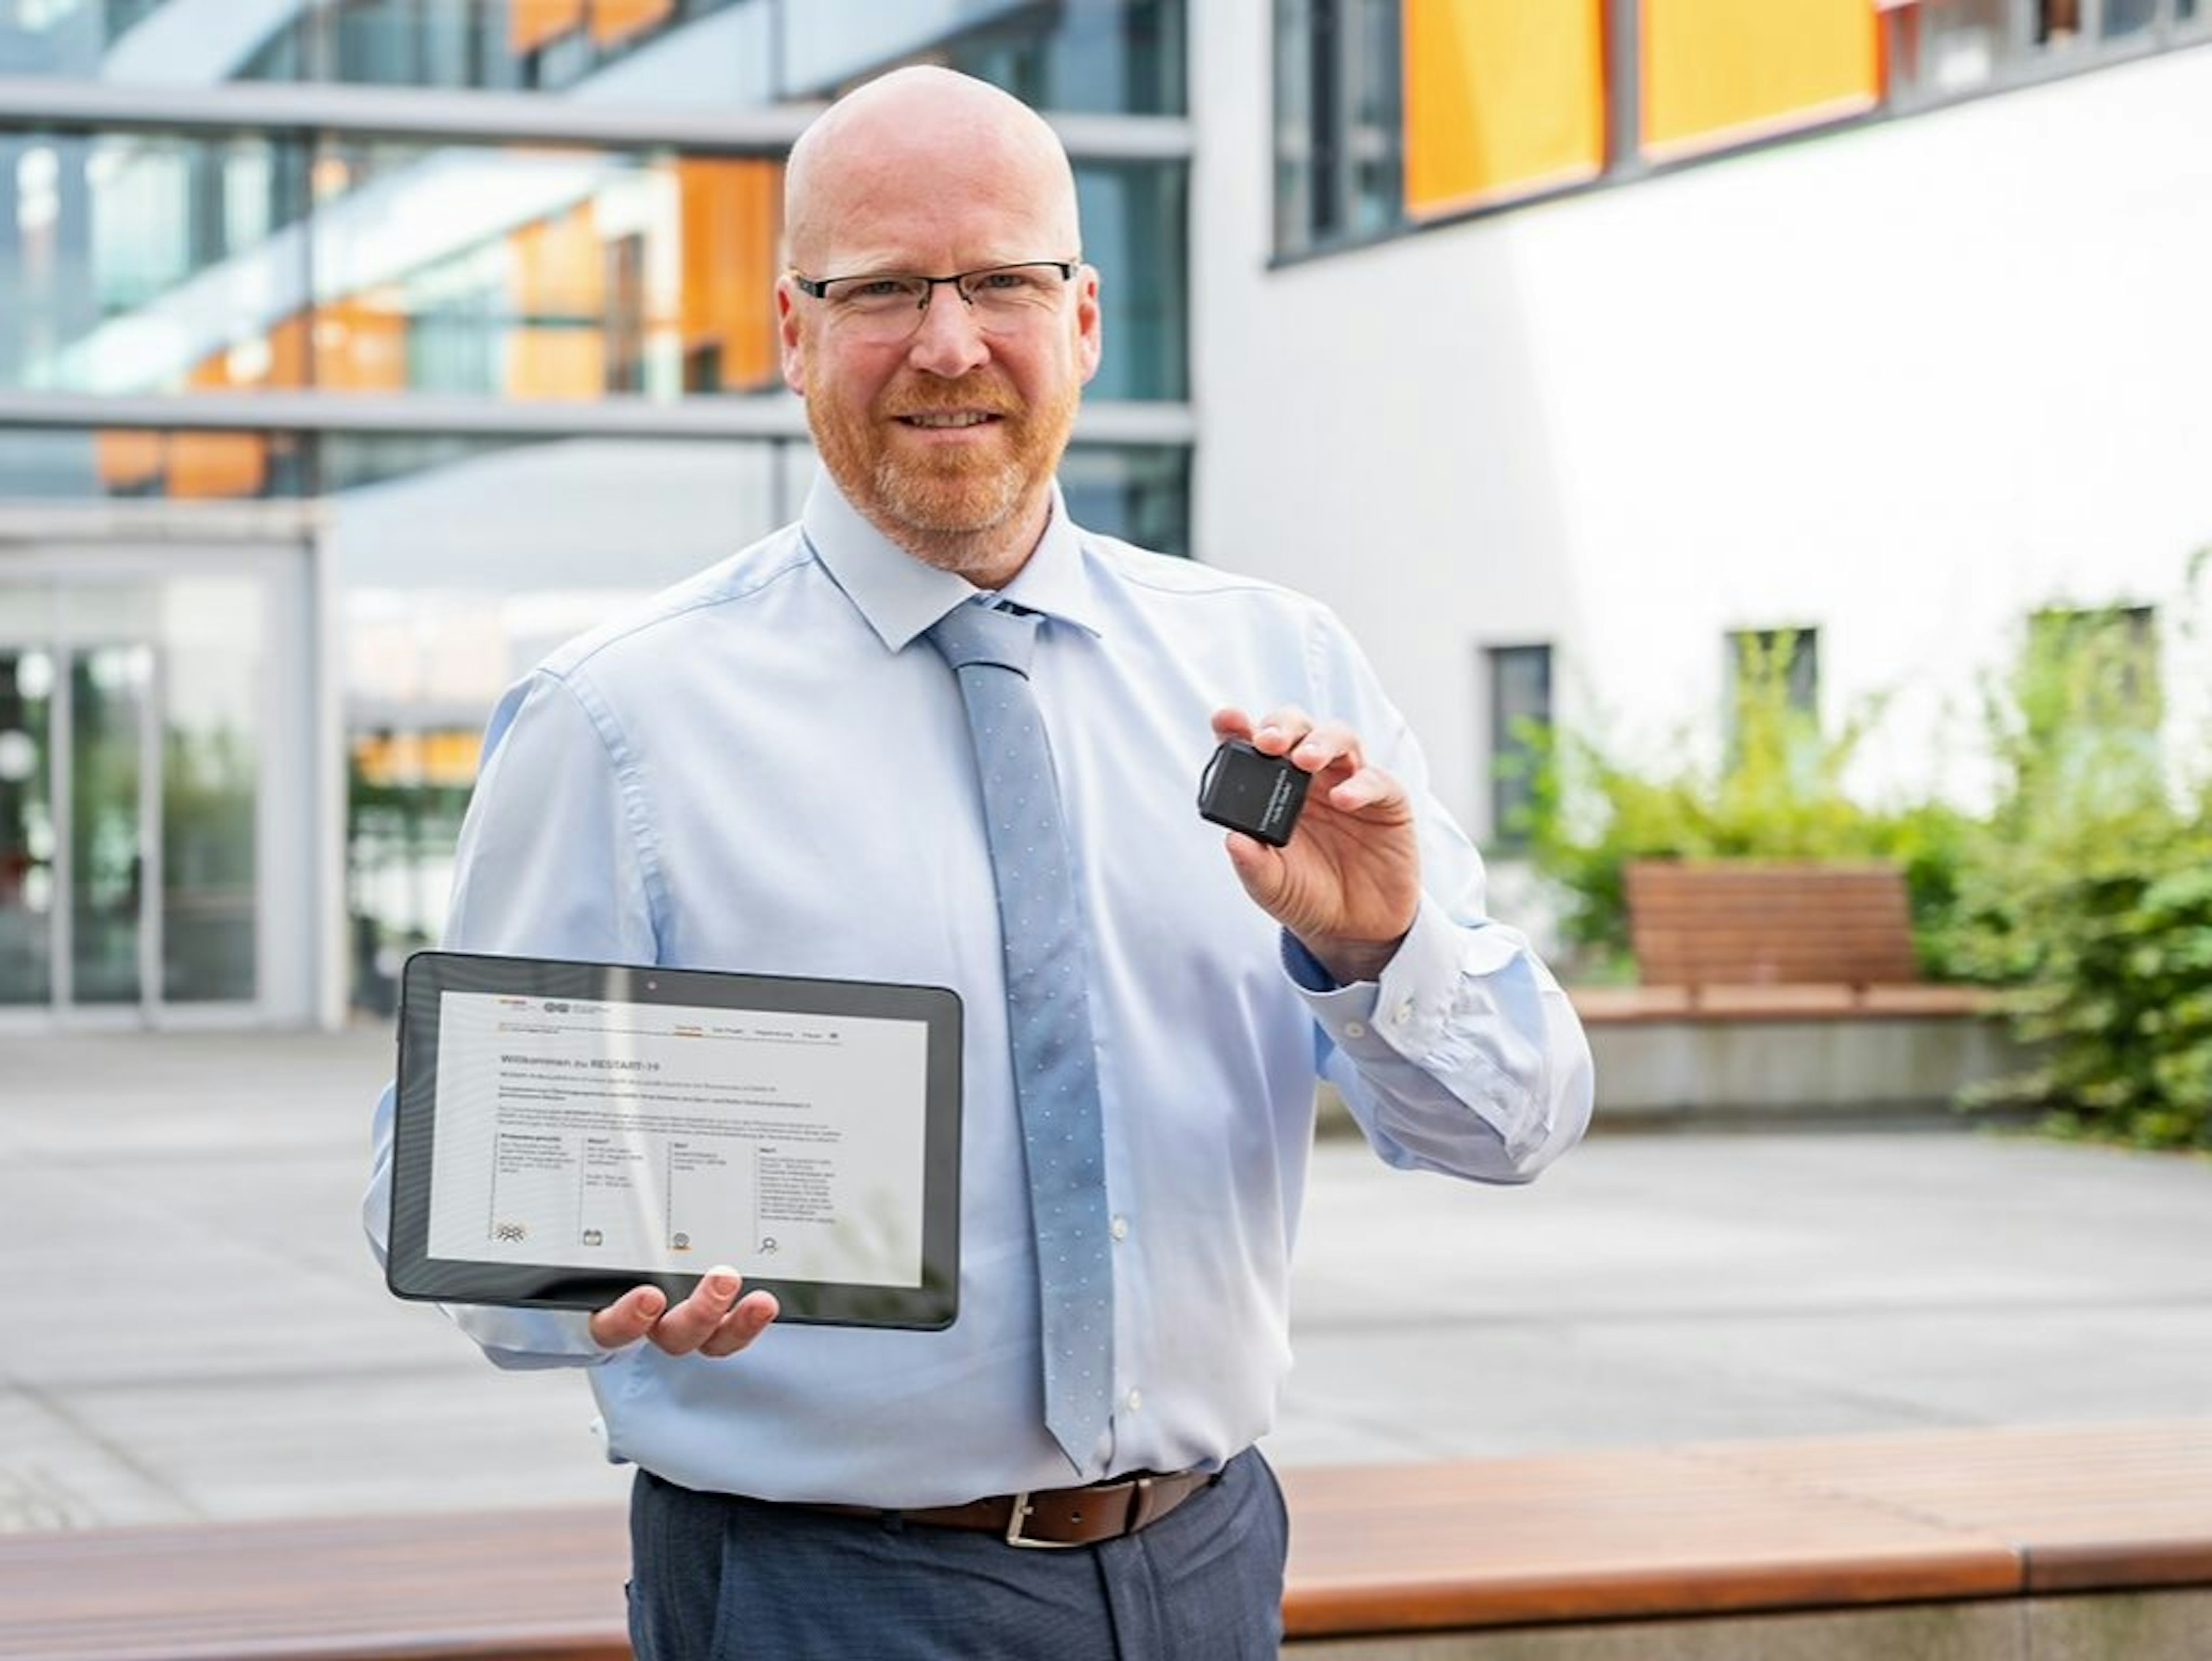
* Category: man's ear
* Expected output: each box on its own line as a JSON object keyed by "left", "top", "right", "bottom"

{"left": 1075, "top": 264, "right": 1103, "bottom": 385}
{"left": 777, "top": 279, "right": 806, "bottom": 395}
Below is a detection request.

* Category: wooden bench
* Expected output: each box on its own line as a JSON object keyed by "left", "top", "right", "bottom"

{"left": 1594, "top": 858, "right": 1991, "bottom": 1020}
{"left": 5, "top": 1421, "right": 2209, "bottom": 1660}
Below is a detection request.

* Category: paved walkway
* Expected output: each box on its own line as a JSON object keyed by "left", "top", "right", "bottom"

{"left": 3, "top": 1029, "right": 2209, "bottom": 1529}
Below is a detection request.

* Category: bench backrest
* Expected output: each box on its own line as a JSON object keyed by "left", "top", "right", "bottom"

{"left": 1624, "top": 860, "right": 1921, "bottom": 988}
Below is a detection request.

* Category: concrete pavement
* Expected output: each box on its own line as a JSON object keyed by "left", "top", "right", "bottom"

{"left": 2, "top": 1028, "right": 2208, "bottom": 1530}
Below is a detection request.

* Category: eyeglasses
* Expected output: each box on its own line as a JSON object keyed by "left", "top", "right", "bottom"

{"left": 790, "top": 260, "right": 1078, "bottom": 342}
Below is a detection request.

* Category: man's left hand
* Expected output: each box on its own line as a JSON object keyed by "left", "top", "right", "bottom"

{"left": 1211, "top": 705, "right": 1419, "bottom": 985}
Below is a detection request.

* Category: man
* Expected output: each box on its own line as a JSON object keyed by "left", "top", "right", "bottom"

{"left": 366, "top": 66, "right": 1592, "bottom": 1659}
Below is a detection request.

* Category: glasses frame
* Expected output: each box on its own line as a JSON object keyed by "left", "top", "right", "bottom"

{"left": 790, "top": 259, "right": 1081, "bottom": 321}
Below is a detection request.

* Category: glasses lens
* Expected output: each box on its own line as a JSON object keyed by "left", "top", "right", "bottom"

{"left": 821, "top": 275, "right": 929, "bottom": 339}
{"left": 963, "top": 265, "right": 1069, "bottom": 332}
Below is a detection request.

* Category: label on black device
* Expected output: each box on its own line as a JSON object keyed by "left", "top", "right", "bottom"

{"left": 1196, "top": 740, "right": 1310, "bottom": 847}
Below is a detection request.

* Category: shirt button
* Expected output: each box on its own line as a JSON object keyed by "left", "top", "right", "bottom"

{"left": 1110, "top": 1215, "right": 1130, "bottom": 1242}
{"left": 1125, "top": 1388, "right": 1142, "bottom": 1413}
{"left": 1393, "top": 997, "right": 1416, "bottom": 1026}
{"left": 1343, "top": 1020, "right": 1368, "bottom": 1039}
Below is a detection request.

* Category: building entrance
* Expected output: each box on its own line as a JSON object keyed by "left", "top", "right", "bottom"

{"left": 0, "top": 546, "right": 319, "bottom": 1026}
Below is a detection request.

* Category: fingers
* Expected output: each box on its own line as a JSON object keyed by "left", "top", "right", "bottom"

{"left": 1214, "top": 706, "right": 1397, "bottom": 817}
{"left": 698, "top": 1289, "right": 780, "bottom": 1358}
{"left": 588, "top": 1282, "right": 669, "bottom": 1349}
{"left": 589, "top": 1267, "right": 778, "bottom": 1358}
{"left": 1213, "top": 706, "right": 1363, "bottom": 774}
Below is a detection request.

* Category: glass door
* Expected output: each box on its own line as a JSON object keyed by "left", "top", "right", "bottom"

{"left": 0, "top": 555, "right": 295, "bottom": 1025}
{"left": 0, "top": 646, "right": 56, "bottom": 1007}
{"left": 67, "top": 643, "right": 156, "bottom": 1007}
{"left": 0, "top": 634, "right": 159, "bottom": 1012}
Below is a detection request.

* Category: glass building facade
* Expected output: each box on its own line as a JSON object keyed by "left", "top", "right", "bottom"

{"left": 0, "top": 0, "right": 1192, "bottom": 1025}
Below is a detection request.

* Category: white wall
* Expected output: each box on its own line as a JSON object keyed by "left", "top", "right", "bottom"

{"left": 1192, "top": 19, "right": 2212, "bottom": 834}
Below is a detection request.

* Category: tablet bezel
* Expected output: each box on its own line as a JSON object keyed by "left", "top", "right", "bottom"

{"left": 387, "top": 951, "right": 961, "bottom": 1330}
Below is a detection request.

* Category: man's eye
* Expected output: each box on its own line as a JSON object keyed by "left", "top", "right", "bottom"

{"left": 847, "top": 279, "right": 915, "bottom": 300}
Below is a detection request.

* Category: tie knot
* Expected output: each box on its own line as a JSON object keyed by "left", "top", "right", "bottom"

{"left": 925, "top": 599, "right": 1040, "bottom": 676}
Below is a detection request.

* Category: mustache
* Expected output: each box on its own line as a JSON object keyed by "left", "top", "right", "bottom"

{"left": 881, "top": 376, "right": 1023, "bottom": 420}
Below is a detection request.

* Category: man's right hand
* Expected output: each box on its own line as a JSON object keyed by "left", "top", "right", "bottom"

{"left": 589, "top": 1266, "right": 779, "bottom": 1357}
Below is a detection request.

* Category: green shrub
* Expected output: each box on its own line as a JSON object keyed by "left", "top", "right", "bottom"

{"left": 1516, "top": 635, "right": 1969, "bottom": 979}
{"left": 1518, "top": 560, "right": 2211, "bottom": 1149}
{"left": 1936, "top": 581, "right": 2212, "bottom": 1148}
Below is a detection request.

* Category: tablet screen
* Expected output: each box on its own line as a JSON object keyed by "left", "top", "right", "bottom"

{"left": 388, "top": 953, "right": 961, "bottom": 1329}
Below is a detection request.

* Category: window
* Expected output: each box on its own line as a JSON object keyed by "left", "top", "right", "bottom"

{"left": 1484, "top": 644, "right": 1552, "bottom": 847}
{"left": 1726, "top": 627, "right": 1819, "bottom": 716}
{"left": 1275, "top": 0, "right": 1404, "bottom": 249}
{"left": 1724, "top": 627, "right": 1817, "bottom": 769}
{"left": 2011, "top": 605, "right": 2162, "bottom": 809}
{"left": 2025, "top": 606, "right": 2160, "bottom": 731}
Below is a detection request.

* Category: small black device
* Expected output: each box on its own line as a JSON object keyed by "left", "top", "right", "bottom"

{"left": 1197, "top": 739, "right": 1310, "bottom": 847}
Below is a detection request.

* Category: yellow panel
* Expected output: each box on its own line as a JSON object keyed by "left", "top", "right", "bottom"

{"left": 1642, "top": 0, "right": 1881, "bottom": 162}
{"left": 590, "top": 0, "right": 672, "bottom": 47}
{"left": 422, "top": 730, "right": 484, "bottom": 787}
{"left": 355, "top": 732, "right": 484, "bottom": 788}
{"left": 1403, "top": 0, "right": 1607, "bottom": 220}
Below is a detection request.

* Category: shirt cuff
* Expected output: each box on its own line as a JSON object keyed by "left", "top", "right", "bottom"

{"left": 1286, "top": 895, "right": 1522, "bottom": 1067}
{"left": 1282, "top": 898, "right": 1433, "bottom": 1064}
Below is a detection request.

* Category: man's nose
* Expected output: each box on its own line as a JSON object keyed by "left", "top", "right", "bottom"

{"left": 904, "top": 288, "right": 991, "bottom": 377}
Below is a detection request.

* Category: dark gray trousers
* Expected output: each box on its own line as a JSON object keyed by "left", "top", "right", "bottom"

{"left": 626, "top": 1448, "right": 1289, "bottom": 1660}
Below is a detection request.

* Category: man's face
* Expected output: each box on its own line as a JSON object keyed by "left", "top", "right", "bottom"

{"left": 778, "top": 156, "right": 1101, "bottom": 573}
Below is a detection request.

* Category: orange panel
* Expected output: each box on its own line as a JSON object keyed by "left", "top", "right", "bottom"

{"left": 1403, "top": 0, "right": 1607, "bottom": 218}
{"left": 310, "top": 297, "right": 408, "bottom": 392}
{"left": 510, "top": 203, "right": 605, "bottom": 320}
{"left": 507, "top": 203, "right": 608, "bottom": 399}
{"left": 509, "top": 0, "right": 584, "bottom": 56}
{"left": 167, "top": 433, "right": 268, "bottom": 500}
{"left": 591, "top": 0, "right": 672, "bottom": 47}
{"left": 1642, "top": 0, "right": 1881, "bottom": 162}
{"left": 96, "top": 430, "right": 164, "bottom": 491}
{"left": 506, "top": 329, "right": 606, "bottom": 400}
{"left": 255, "top": 314, "right": 310, "bottom": 388}
{"left": 677, "top": 157, "right": 782, "bottom": 391}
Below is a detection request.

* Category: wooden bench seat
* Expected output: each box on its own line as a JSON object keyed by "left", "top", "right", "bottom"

{"left": 1616, "top": 860, "right": 1994, "bottom": 1017}
{"left": 3, "top": 1421, "right": 2207, "bottom": 1660}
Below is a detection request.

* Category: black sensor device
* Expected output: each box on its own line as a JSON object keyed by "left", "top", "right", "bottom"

{"left": 1198, "top": 740, "right": 1310, "bottom": 847}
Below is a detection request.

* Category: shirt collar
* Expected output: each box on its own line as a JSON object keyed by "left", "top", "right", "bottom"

{"left": 801, "top": 471, "right": 1105, "bottom": 653}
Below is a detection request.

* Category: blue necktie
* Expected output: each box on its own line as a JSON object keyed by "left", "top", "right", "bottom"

{"left": 926, "top": 599, "right": 1115, "bottom": 1471}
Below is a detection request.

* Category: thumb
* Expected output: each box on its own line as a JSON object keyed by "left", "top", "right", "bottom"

{"left": 1222, "top": 831, "right": 1285, "bottom": 903}
{"left": 589, "top": 1284, "right": 667, "bottom": 1349}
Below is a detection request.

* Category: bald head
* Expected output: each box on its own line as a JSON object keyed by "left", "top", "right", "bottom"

{"left": 784, "top": 67, "right": 1082, "bottom": 273}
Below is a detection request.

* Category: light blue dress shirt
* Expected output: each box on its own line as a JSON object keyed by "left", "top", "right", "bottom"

{"left": 364, "top": 474, "right": 1594, "bottom": 1508}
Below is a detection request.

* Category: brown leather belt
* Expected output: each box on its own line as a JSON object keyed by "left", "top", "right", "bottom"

{"left": 806, "top": 1467, "right": 1216, "bottom": 1548}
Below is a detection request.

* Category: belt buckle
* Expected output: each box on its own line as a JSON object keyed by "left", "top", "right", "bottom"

{"left": 1004, "top": 1486, "right": 1107, "bottom": 1550}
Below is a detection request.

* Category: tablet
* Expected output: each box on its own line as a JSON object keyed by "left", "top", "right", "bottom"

{"left": 388, "top": 951, "right": 961, "bottom": 1330}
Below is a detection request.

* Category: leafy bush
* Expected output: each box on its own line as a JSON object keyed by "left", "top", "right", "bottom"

{"left": 1519, "top": 561, "right": 2212, "bottom": 1149}
{"left": 1515, "top": 635, "right": 1971, "bottom": 979}
{"left": 1936, "top": 578, "right": 2212, "bottom": 1148}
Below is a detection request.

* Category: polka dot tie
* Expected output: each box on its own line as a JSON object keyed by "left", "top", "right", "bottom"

{"left": 926, "top": 599, "right": 1115, "bottom": 1471}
